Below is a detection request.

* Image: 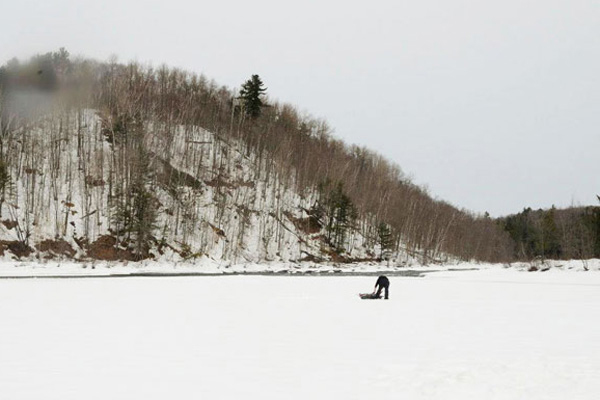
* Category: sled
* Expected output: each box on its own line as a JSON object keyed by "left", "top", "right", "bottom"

{"left": 359, "top": 293, "right": 381, "bottom": 299}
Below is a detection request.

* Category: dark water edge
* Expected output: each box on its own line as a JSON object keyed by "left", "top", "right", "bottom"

{"left": 0, "top": 268, "right": 479, "bottom": 280}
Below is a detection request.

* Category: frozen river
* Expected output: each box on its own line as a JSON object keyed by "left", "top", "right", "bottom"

{"left": 1, "top": 270, "right": 599, "bottom": 399}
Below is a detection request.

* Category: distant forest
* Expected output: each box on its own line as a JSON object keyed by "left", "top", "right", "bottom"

{"left": 0, "top": 49, "right": 598, "bottom": 263}
{"left": 500, "top": 204, "right": 600, "bottom": 261}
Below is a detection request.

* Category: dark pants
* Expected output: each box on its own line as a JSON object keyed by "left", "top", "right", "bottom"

{"left": 375, "top": 284, "right": 389, "bottom": 299}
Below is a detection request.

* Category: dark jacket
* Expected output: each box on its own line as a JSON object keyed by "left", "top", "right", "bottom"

{"left": 375, "top": 275, "right": 389, "bottom": 289}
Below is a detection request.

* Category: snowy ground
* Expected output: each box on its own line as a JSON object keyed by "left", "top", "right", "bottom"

{"left": 1, "top": 268, "right": 599, "bottom": 399}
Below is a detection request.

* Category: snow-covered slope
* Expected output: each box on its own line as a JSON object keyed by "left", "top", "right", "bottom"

{"left": 0, "top": 110, "right": 418, "bottom": 264}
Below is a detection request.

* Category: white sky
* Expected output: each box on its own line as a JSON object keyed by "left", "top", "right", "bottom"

{"left": 1, "top": 0, "right": 598, "bottom": 216}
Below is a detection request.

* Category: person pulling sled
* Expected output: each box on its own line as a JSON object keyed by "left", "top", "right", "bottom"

{"left": 374, "top": 275, "right": 390, "bottom": 299}
{"left": 359, "top": 275, "right": 390, "bottom": 299}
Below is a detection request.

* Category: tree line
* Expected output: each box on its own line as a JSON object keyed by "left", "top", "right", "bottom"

{"left": 500, "top": 202, "right": 600, "bottom": 261}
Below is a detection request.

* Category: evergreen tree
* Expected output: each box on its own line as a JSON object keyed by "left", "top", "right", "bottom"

{"left": 582, "top": 196, "right": 600, "bottom": 258}
{"left": 110, "top": 113, "right": 158, "bottom": 259}
{"left": 502, "top": 207, "right": 539, "bottom": 259}
{"left": 540, "top": 206, "right": 561, "bottom": 259}
{"left": 595, "top": 196, "right": 600, "bottom": 257}
{"left": 315, "top": 180, "right": 357, "bottom": 253}
{"left": 239, "top": 74, "right": 267, "bottom": 118}
{"left": 130, "top": 182, "right": 158, "bottom": 257}
{"left": 377, "top": 222, "right": 394, "bottom": 260}
{"left": 112, "top": 181, "right": 158, "bottom": 259}
{"left": 331, "top": 187, "right": 356, "bottom": 251}
{"left": 0, "top": 157, "right": 11, "bottom": 218}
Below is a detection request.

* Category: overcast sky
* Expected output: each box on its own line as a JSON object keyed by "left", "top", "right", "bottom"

{"left": 2, "top": 0, "right": 598, "bottom": 216}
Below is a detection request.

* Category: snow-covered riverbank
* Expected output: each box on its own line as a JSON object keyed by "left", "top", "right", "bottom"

{"left": 1, "top": 257, "right": 599, "bottom": 278}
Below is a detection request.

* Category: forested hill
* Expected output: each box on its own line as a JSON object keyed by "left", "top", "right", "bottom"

{"left": 0, "top": 50, "right": 595, "bottom": 264}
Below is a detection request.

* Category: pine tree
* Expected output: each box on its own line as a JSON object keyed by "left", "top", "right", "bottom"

{"left": 239, "top": 74, "right": 267, "bottom": 118}
{"left": 315, "top": 180, "right": 357, "bottom": 253}
{"left": 110, "top": 112, "right": 158, "bottom": 259}
{"left": 377, "top": 222, "right": 394, "bottom": 260}
{"left": 540, "top": 206, "right": 561, "bottom": 259}
{"left": 582, "top": 196, "right": 600, "bottom": 258}
{"left": 130, "top": 182, "right": 158, "bottom": 258}
{"left": 111, "top": 182, "right": 158, "bottom": 259}
{"left": 502, "top": 207, "right": 540, "bottom": 259}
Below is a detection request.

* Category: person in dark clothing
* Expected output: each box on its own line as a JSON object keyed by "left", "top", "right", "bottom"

{"left": 374, "top": 275, "right": 390, "bottom": 299}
